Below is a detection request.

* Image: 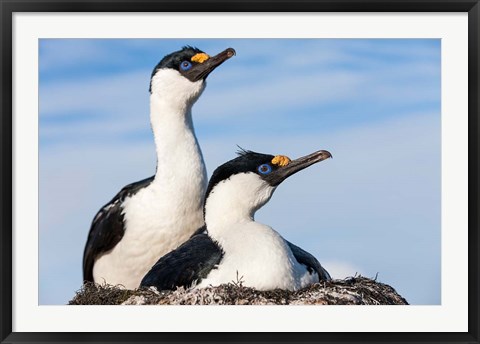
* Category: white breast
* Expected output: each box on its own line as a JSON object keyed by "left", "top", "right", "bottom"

{"left": 196, "top": 222, "right": 319, "bottom": 291}
{"left": 93, "top": 180, "right": 205, "bottom": 289}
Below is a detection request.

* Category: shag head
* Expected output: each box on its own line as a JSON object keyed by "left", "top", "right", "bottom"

{"left": 149, "top": 46, "right": 236, "bottom": 102}
{"left": 204, "top": 148, "right": 332, "bottom": 218}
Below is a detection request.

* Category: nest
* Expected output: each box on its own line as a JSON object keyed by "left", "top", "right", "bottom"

{"left": 69, "top": 276, "right": 408, "bottom": 305}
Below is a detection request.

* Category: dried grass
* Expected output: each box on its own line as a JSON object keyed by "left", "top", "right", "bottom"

{"left": 69, "top": 276, "right": 408, "bottom": 305}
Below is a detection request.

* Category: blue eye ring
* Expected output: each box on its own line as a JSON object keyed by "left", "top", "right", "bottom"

{"left": 180, "top": 60, "right": 193, "bottom": 71}
{"left": 257, "top": 164, "right": 272, "bottom": 175}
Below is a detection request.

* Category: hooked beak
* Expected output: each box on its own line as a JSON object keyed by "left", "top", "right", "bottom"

{"left": 189, "top": 48, "right": 236, "bottom": 81}
{"left": 264, "top": 150, "right": 332, "bottom": 186}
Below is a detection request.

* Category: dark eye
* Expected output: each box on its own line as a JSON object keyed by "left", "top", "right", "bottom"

{"left": 180, "top": 61, "right": 192, "bottom": 71}
{"left": 257, "top": 164, "right": 272, "bottom": 175}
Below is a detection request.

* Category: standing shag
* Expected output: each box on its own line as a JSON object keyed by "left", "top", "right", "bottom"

{"left": 141, "top": 149, "right": 332, "bottom": 291}
{"left": 83, "top": 47, "right": 236, "bottom": 288}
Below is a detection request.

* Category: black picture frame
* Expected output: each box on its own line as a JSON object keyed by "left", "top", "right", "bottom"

{"left": 1, "top": 1, "right": 478, "bottom": 343}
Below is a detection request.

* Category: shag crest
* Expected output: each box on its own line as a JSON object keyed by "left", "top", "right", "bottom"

{"left": 235, "top": 146, "right": 254, "bottom": 157}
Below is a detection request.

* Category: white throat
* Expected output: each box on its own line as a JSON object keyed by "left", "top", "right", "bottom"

{"left": 204, "top": 173, "right": 275, "bottom": 239}
{"left": 149, "top": 69, "right": 207, "bottom": 191}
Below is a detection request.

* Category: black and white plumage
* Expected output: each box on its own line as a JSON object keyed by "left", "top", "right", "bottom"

{"left": 141, "top": 149, "right": 332, "bottom": 291}
{"left": 83, "top": 47, "right": 235, "bottom": 288}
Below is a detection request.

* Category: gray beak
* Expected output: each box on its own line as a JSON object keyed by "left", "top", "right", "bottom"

{"left": 188, "top": 48, "right": 236, "bottom": 81}
{"left": 264, "top": 150, "right": 332, "bottom": 186}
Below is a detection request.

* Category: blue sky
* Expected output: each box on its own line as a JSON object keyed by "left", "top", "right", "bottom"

{"left": 39, "top": 39, "right": 441, "bottom": 305}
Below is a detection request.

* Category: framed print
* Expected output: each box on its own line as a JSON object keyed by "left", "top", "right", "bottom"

{"left": 1, "top": 1, "right": 479, "bottom": 343}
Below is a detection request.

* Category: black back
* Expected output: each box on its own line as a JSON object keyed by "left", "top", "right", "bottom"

{"left": 140, "top": 233, "right": 224, "bottom": 290}
{"left": 82, "top": 176, "right": 154, "bottom": 282}
{"left": 286, "top": 241, "right": 331, "bottom": 281}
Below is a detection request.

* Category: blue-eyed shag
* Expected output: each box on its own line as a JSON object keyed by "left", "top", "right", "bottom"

{"left": 83, "top": 47, "right": 236, "bottom": 288}
{"left": 141, "top": 149, "right": 332, "bottom": 291}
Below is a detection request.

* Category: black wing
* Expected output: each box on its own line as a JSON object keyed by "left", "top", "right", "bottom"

{"left": 140, "top": 233, "right": 223, "bottom": 290}
{"left": 286, "top": 240, "right": 331, "bottom": 281}
{"left": 82, "top": 176, "right": 154, "bottom": 282}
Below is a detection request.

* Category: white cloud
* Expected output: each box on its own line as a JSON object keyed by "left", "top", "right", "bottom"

{"left": 40, "top": 40, "right": 110, "bottom": 71}
{"left": 196, "top": 70, "right": 364, "bottom": 120}
{"left": 40, "top": 70, "right": 150, "bottom": 117}
{"left": 321, "top": 261, "right": 365, "bottom": 279}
